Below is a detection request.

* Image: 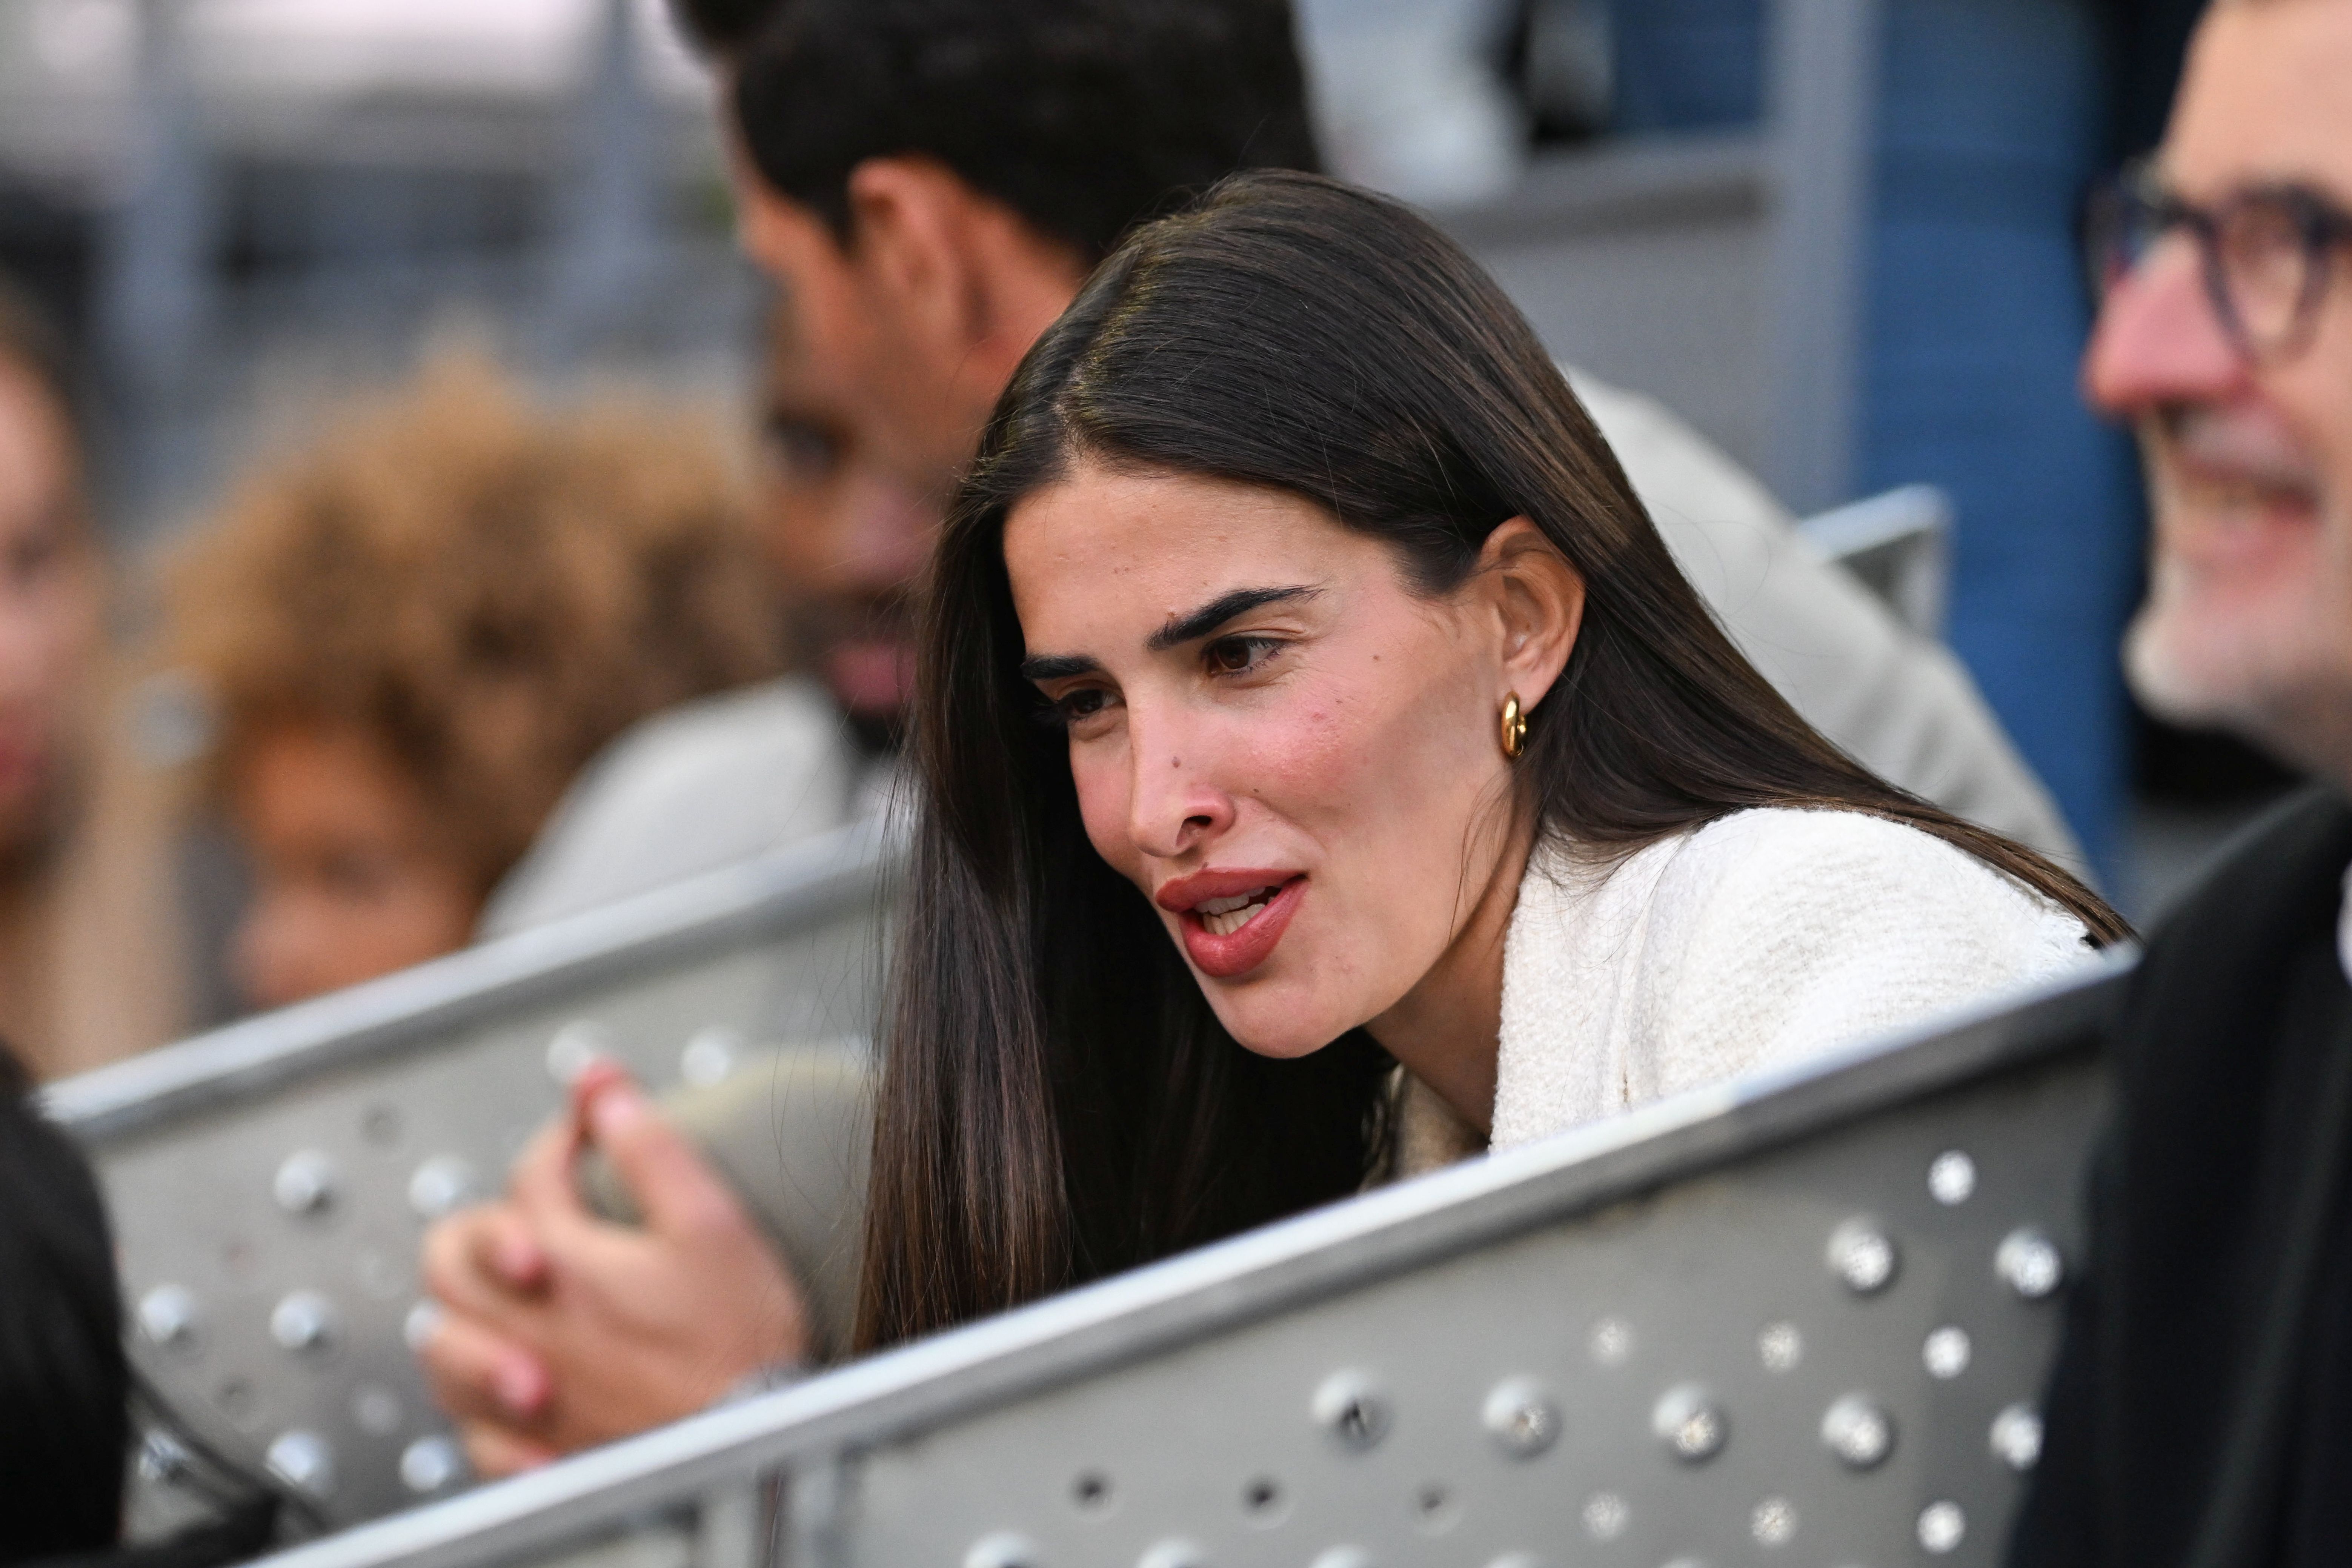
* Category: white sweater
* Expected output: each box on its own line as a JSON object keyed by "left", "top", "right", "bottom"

{"left": 1395, "top": 808, "right": 2094, "bottom": 1171}
{"left": 1487, "top": 808, "right": 2092, "bottom": 1147}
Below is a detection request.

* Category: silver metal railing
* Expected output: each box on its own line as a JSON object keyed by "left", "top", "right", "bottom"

{"left": 46, "top": 819, "right": 897, "bottom": 1531}
{"left": 51, "top": 469, "right": 1972, "bottom": 1541}
{"left": 234, "top": 951, "right": 2128, "bottom": 1568}
{"left": 1801, "top": 482, "right": 1955, "bottom": 640}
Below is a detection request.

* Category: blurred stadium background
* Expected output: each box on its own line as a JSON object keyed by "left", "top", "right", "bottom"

{"left": 0, "top": 0, "right": 2275, "bottom": 918}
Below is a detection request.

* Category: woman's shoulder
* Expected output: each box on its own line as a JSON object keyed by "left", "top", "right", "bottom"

{"left": 1646, "top": 806, "right": 2089, "bottom": 976}
{"left": 1677, "top": 806, "right": 2053, "bottom": 900}
{"left": 1643, "top": 809, "right": 2086, "bottom": 1093}
{"left": 1687, "top": 802, "right": 1967, "bottom": 855}
{"left": 1494, "top": 807, "right": 2091, "bottom": 1148}
{"left": 1527, "top": 806, "right": 2066, "bottom": 937}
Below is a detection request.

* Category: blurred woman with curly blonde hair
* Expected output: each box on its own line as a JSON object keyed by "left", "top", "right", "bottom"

{"left": 172, "top": 359, "right": 788, "bottom": 1010}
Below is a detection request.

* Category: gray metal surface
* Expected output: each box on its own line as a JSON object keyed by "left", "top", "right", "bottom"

{"left": 1441, "top": 0, "right": 1887, "bottom": 507}
{"left": 1445, "top": 132, "right": 1776, "bottom": 486}
{"left": 242, "top": 952, "right": 2126, "bottom": 1568}
{"left": 45, "top": 820, "right": 894, "bottom": 1531}
{"left": 1800, "top": 483, "right": 1955, "bottom": 638}
{"left": 1763, "top": 0, "right": 1882, "bottom": 514}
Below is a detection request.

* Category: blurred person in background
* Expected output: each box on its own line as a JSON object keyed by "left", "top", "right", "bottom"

{"left": 418, "top": 0, "right": 2088, "bottom": 1473}
{"left": 477, "top": 306, "right": 912, "bottom": 933}
{"left": 169, "top": 359, "right": 790, "bottom": 1010}
{"left": 2011, "top": 0, "right": 2352, "bottom": 1563}
{"left": 0, "top": 279, "right": 188, "bottom": 1079}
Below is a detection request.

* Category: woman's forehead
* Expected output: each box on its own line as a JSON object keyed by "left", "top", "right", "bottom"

{"left": 1006, "top": 465, "right": 1342, "bottom": 568}
{"left": 1003, "top": 468, "right": 1372, "bottom": 630}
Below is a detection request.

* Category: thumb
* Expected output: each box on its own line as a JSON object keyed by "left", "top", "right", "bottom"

{"left": 582, "top": 1078, "right": 747, "bottom": 1241}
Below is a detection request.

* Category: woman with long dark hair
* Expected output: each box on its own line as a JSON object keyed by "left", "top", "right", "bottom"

{"left": 863, "top": 170, "right": 2125, "bottom": 1350}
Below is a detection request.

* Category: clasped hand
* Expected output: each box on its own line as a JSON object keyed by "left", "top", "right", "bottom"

{"left": 417, "top": 1062, "right": 809, "bottom": 1476}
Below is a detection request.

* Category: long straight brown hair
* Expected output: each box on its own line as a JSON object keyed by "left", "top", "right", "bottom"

{"left": 858, "top": 170, "right": 2126, "bottom": 1350}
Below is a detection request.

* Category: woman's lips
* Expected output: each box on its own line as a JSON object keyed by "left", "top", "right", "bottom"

{"left": 1173, "top": 875, "right": 1307, "bottom": 980}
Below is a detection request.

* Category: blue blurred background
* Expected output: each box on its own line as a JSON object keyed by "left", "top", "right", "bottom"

{"left": 1598, "top": 0, "right": 2211, "bottom": 892}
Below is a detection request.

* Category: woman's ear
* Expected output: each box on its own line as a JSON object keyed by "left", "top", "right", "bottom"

{"left": 1479, "top": 516, "right": 1585, "bottom": 712}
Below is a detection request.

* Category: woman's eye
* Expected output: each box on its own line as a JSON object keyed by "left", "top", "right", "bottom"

{"left": 1045, "top": 686, "right": 1116, "bottom": 729}
{"left": 1205, "top": 636, "right": 1278, "bottom": 676}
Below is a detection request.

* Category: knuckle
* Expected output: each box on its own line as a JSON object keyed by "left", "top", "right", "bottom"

{"left": 459, "top": 1427, "right": 513, "bottom": 1478}
{"left": 422, "top": 1357, "right": 491, "bottom": 1418}
{"left": 420, "top": 1229, "right": 466, "bottom": 1296}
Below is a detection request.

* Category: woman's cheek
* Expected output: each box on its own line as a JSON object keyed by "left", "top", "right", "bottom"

{"left": 1244, "top": 682, "right": 1364, "bottom": 807}
{"left": 1068, "top": 744, "right": 1143, "bottom": 885}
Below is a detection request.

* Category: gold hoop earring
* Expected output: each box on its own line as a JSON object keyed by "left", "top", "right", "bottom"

{"left": 1499, "top": 692, "right": 1527, "bottom": 760}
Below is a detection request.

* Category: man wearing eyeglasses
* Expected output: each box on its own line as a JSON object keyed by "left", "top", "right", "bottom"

{"left": 2012, "top": 2, "right": 2352, "bottom": 1563}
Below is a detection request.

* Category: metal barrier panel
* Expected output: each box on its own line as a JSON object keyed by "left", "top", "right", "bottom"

{"left": 241, "top": 953, "right": 2125, "bottom": 1568}
{"left": 1798, "top": 484, "right": 1954, "bottom": 640}
{"left": 1444, "top": 134, "right": 1775, "bottom": 485}
{"left": 43, "top": 821, "right": 894, "bottom": 1531}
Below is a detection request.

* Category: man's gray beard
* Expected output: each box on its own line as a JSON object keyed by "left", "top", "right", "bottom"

{"left": 2126, "top": 566, "right": 2352, "bottom": 788}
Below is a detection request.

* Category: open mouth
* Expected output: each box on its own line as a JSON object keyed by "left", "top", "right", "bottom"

{"left": 1193, "top": 885, "right": 1286, "bottom": 937}
{"left": 2160, "top": 409, "right": 2327, "bottom": 534}
{"left": 1157, "top": 872, "right": 1309, "bottom": 980}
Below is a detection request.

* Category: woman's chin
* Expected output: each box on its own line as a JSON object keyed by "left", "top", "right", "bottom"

{"left": 1213, "top": 1002, "right": 1357, "bottom": 1061}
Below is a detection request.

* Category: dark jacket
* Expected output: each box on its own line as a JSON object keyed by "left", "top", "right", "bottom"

{"left": 0, "top": 1043, "right": 127, "bottom": 1562}
{"left": 2012, "top": 787, "right": 2352, "bottom": 1568}
{"left": 2, "top": 1047, "right": 281, "bottom": 1568}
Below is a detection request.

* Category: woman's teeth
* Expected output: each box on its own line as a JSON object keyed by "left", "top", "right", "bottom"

{"left": 1197, "top": 887, "right": 1278, "bottom": 936}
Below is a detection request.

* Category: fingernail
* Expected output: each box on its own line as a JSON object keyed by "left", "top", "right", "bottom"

{"left": 494, "top": 1358, "right": 546, "bottom": 1416}
{"left": 590, "top": 1082, "right": 647, "bottom": 1136}
{"left": 570, "top": 1056, "right": 626, "bottom": 1101}
{"left": 495, "top": 1236, "right": 541, "bottom": 1283}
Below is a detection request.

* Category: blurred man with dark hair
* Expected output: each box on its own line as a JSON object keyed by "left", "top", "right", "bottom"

{"left": 481, "top": 0, "right": 1333, "bottom": 936}
{"left": 718, "top": 0, "right": 1319, "bottom": 518}
{"left": 424, "top": 0, "right": 2085, "bottom": 1474}
{"left": 2011, "top": 2, "right": 2352, "bottom": 1563}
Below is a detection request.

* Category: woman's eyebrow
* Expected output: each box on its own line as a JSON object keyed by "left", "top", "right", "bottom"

{"left": 1147, "top": 585, "right": 1320, "bottom": 651}
{"left": 1019, "top": 586, "right": 1321, "bottom": 681}
{"left": 1018, "top": 652, "right": 1102, "bottom": 682}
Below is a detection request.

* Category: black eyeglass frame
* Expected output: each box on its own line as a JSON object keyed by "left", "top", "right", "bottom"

{"left": 2084, "top": 158, "right": 2352, "bottom": 363}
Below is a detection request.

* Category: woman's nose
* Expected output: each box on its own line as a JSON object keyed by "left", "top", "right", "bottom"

{"left": 1123, "top": 713, "right": 1234, "bottom": 859}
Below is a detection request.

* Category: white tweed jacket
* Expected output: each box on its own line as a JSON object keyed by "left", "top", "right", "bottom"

{"left": 1394, "top": 808, "right": 2094, "bottom": 1173}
